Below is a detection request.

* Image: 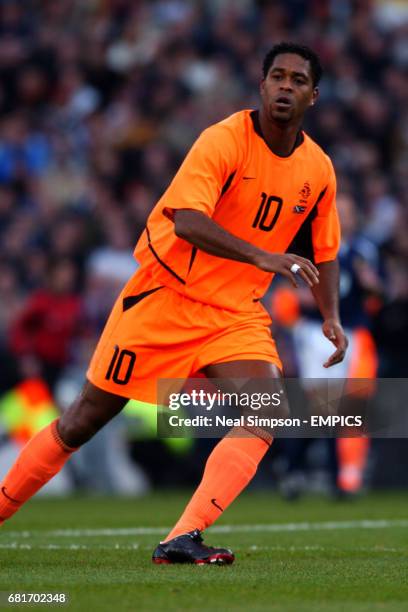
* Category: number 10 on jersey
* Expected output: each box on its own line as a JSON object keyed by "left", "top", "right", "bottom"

{"left": 252, "top": 193, "right": 283, "bottom": 232}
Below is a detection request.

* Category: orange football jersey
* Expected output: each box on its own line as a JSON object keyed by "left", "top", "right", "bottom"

{"left": 134, "top": 110, "right": 340, "bottom": 312}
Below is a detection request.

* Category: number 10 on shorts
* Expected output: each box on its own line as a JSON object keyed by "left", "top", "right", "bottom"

{"left": 105, "top": 345, "right": 136, "bottom": 385}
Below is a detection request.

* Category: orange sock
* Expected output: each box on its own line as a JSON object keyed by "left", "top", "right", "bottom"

{"left": 337, "top": 437, "right": 370, "bottom": 492}
{"left": 0, "top": 420, "right": 77, "bottom": 523}
{"left": 164, "top": 428, "right": 270, "bottom": 541}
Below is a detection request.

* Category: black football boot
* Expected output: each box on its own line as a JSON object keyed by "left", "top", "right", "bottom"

{"left": 152, "top": 529, "right": 234, "bottom": 565}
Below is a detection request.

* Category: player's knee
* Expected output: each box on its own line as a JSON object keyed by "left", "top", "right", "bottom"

{"left": 58, "top": 383, "right": 127, "bottom": 447}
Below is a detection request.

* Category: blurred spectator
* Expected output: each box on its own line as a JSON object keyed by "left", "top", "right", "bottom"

{"left": 8, "top": 258, "right": 83, "bottom": 389}
{"left": 372, "top": 254, "right": 408, "bottom": 377}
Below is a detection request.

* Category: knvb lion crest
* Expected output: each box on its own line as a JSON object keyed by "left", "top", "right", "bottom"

{"left": 299, "top": 181, "right": 311, "bottom": 202}
{"left": 293, "top": 181, "right": 311, "bottom": 214}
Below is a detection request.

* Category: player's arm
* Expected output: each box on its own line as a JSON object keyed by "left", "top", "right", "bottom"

{"left": 164, "top": 122, "right": 318, "bottom": 287}
{"left": 311, "top": 259, "right": 348, "bottom": 368}
{"left": 174, "top": 209, "right": 319, "bottom": 288}
{"left": 310, "top": 160, "right": 348, "bottom": 367}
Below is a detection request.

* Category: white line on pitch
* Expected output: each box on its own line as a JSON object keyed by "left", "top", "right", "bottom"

{"left": 2, "top": 519, "right": 408, "bottom": 539}
{"left": 0, "top": 543, "right": 141, "bottom": 551}
{"left": 0, "top": 543, "right": 404, "bottom": 554}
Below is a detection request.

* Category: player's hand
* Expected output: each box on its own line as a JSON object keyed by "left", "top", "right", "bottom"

{"left": 322, "top": 318, "right": 348, "bottom": 368}
{"left": 254, "top": 252, "right": 319, "bottom": 288}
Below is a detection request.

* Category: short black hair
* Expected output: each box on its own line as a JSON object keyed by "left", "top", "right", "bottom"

{"left": 263, "top": 42, "right": 323, "bottom": 87}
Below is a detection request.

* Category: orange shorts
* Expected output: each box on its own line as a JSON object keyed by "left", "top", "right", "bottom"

{"left": 87, "top": 267, "right": 282, "bottom": 403}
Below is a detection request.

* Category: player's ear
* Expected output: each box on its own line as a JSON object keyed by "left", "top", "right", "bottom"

{"left": 310, "top": 87, "right": 319, "bottom": 107}
{"left": 260, "top": 78, "right": 266, "bottom": 96}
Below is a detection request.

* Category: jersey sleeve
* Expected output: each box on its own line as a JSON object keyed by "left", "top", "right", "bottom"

{"left": 162, "top": 123, "right": 239, "bottom": 220}
{"left": 312, "top": 158, "right": 341, "bottom": 263}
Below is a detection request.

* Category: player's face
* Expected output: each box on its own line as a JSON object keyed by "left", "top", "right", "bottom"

{"left": 260, "top": 53, "right": 318, "bottom": 124}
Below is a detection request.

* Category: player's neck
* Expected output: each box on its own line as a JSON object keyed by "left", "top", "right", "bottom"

{"left": 258, "top": 109, "right": 303, "bottom": 157}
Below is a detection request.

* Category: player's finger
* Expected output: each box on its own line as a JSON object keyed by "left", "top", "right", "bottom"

{"left": 296, "top": 266, "right": 318, "bottom": 288}
{"left": 323, "top": 323, "right": 349, "bottom": 349}
{"left": 288, "top": 259, "right": 319, "bottom": 287}
{"left": 289, "top": 256, "right": 319, "bottom": 285}
{"left": 286, "top": 253, "right": 315, "bottom": 272}
{"left": 323, "top": 323, "right": 337, "bottom": 342}
{"left": 330, "top": 332, "right": 348, "bottom": 351}
{"left": 323, "top": 347, "right": 346, "bottom": 368}
{"left": 292, "top": 255, "right": 319, "bottom": 278}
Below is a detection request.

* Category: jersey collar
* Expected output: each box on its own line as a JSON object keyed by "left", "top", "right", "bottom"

{"left": 250, "top": 110, "right": 304, "bottom": 158}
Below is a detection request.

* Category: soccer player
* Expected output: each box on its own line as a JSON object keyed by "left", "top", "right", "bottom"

{"left": 0, "top": 42, "right": 348, "bottom": 565}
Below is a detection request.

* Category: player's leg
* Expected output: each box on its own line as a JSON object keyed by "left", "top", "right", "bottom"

{"left": 153, "top": 360, "right": 282, "bottom": 565}
{"left": 0, "top": 382, "right": 127, "bottom": 524}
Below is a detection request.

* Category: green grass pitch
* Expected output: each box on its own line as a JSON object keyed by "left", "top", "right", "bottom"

{"left": 1, "top": 491, "right": 407, "bottom": 611}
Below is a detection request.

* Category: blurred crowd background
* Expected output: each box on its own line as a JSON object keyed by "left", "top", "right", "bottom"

{"left": 0, "top": 0, "right": 407, "bottom": 496}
